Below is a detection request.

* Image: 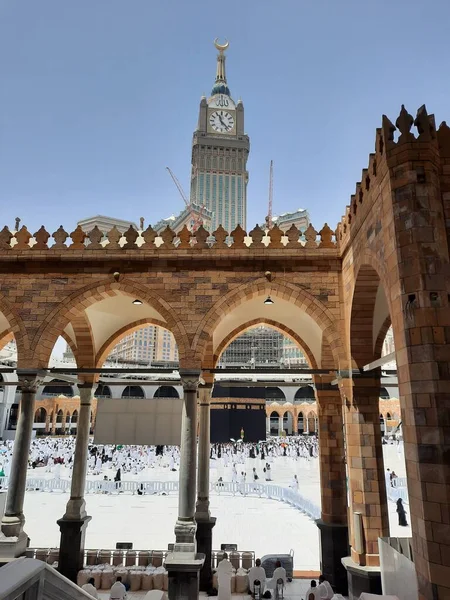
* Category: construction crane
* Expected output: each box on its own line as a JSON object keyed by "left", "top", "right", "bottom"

{"left": 166, "top": 166, "right": 205, "bottom": 232}
{"left": 265, "top": 160, "right": 273, "bottom": 230}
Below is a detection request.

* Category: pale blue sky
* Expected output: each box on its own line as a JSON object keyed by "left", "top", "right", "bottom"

{"left": 1, "top": 0, "right": 450, "bottom": 235}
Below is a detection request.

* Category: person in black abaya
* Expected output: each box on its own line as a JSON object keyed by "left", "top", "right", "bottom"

{"left": 396, "top": 498, "right": 408, "bottom": 526}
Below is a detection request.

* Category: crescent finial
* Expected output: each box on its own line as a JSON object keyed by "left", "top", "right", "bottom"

{"left": 214, "top": 38, "right": 229, "bottom": 53}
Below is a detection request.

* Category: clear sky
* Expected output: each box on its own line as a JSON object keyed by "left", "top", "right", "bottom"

{"left": 1, "top": 0, "right": 450, "bottom": 236}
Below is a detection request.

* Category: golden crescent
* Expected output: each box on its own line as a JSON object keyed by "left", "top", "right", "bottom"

{"left": 214, "top": 38, "right": 229, "bottom": 52}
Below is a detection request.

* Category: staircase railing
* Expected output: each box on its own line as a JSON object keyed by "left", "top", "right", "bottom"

{"left": 0, "top": 558, "right": 94, "bottom": 600}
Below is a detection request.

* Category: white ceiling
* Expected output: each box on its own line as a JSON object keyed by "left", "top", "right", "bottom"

{"left": 63, "top": 293, "right": 166, "bottom": 355}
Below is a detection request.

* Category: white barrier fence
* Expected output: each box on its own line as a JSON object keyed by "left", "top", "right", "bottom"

{"left": 0, "top": 476, "right": 321, "bottom": 520}
{"left": 386, "top": 476, "right": 409, "bottom": 504}
{"left": 0, "top": 475, "right": 409, "bottom": 512}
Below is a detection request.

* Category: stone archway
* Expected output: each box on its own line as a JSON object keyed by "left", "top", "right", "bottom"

{"left": 194, "top": 279, "right": 344, "bottom": 370}
{"left": 269, "top": 410, "right": 280, "bottom": 436}
{"left": 212, "top": 318, "right": 318, "bottom": 369}
{"left": 345, "top": 262, "right": 392, "bottom": 568}
{"left": 31, "top": 280, "right": 191, "bottom": 368}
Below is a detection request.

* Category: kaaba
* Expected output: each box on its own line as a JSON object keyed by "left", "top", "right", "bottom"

{"left": 210, "top": 384, "right": 266, "bottom": 443}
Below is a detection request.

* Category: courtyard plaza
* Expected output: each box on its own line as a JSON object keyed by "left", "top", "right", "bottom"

{"left": 1, "top": 438, "right": 409, "bottom": 573}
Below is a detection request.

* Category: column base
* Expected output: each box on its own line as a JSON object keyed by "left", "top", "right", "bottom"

{"left": 196, "top": 516, "right": 216, "bottom": 591}
{"left": 316, "top": 520, "right": 349, "bottom": 595}
{"left": 341, "top": 557, "right": 382, "bottom": 600}
{"left": 165, "top": 552, "right": 205, "bottom": 600}
{"left": 0, "top": 530, "right": 29, "bottom": 562}
{"left": 57, "top": 515, "right": 91, "bottom": 583}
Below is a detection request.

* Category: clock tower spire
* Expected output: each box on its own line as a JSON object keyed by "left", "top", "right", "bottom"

{"left": 190, "top": 40, "right": 250, "bottom": 232}
{"left": 212, "top": 38, "right": 230, "bottom": 97}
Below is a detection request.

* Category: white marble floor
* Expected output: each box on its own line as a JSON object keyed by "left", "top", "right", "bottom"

{"left": 21, "top": 442, "right": 410, "bottom": 572}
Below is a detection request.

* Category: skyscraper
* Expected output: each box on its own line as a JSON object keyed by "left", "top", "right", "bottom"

{"left": 190, "top": 40, "right": 250, "bottom": 232}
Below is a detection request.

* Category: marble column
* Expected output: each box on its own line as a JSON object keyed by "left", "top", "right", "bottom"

{"left": 0, "top": 374, "right": 40, "bottom": 557}
{"left": 57, "top": 383, "right": 94, "bottom": 582}
{"left": 195, "top": 384, "right": 216, "bottom": 591}
{"left": 266, "top": 415, "right": 270, "bottom": 435}
{"left": 166, "top": 369, "right": 204, "bottom": 600}
{"left": 175, "top": 370, "right": 201, "bottom": 547}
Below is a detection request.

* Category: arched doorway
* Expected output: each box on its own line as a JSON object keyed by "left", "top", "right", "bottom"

{"left": 56, "top": 409, "right": 64, "bottom": 434}
{"left": 95, "top": 384, "right": 111, "bottom": 398}
{"left": 71, "top": 410, "right": 78, "bottom": 434}
{"left": 380, "top": 414, "right": 386, "bottom": 436}
{"left": 154, "top": 386, "right": 179, "bottom": 398}
{"left": 65, "top": 411, "right": 71, "bottom": 434}
{"left": 42, "top": 379, "right": 74, "bottom": 397}
{"left": 121, "top": 385, "right": 145, "bottom": 399}
{"left": 34, "top": 407, "right": 47, "bottom": 436}
{"left": 294, "top": 386, "right": 315, "bottom": 402}
{"left": 283, "top": 411, "right": 293, "bottom": 435}
{"left": 269, "top": 411, "right": 279, "bottom": 436}
{"left": 297, "top": 412, "right": 304, "bottom": 434}
{"left": 265, "top": 387, "right": 286, "bottom": 401}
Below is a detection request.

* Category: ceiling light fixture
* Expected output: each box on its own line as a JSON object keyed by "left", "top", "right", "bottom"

{"left": 264, "top": 295, "right": 274, "bottom": 305}
{"left": 132, "top": 299, "right": 143, "bottom": 305}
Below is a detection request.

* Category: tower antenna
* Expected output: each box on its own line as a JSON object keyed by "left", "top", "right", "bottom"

{"left": 265, "top": 160, "right": 273, "bottom": 230}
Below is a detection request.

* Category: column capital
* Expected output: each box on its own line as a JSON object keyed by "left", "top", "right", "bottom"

{"left": 17, "top": 371, "right": 44, "bottom": 393}
{"left": 179, "top": 369, "right": 201, "bottom": 391}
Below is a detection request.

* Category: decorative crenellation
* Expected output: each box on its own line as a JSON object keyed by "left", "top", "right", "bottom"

{"left": 336, "top": 104, "right": 447, "bottom": 251}
{"left": 0, "top": 222, "right": 337, "bottom": 251}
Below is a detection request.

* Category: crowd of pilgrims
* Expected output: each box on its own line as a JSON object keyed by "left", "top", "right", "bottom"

{"left": 0, "top": 435, "right": 319, "bottom": 487}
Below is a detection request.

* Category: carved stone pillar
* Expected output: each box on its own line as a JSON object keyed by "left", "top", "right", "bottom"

{"left": 341, "top": 373, "right": 387, "bottom": 598}
{"left": 57, "top": 383, "right": 94, "bottom": 582}
{"left": 166, "top": 369, "right": 204, "bottom": 600}
{"left": 195, "top": 384, "right": 216, "bottom": 591}
{"left": 175, "top": 369, "right": 201, "bottom": 547}
{"left": 0, "top": 374, "right": 41, "bottom": 557}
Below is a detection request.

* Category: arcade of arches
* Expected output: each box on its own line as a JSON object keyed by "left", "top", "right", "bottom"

{"left": 0, "top": 107, "right": 449, "bottom": 599}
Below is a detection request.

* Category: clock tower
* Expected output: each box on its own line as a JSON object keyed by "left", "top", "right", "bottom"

{"left": 190, "top": 40, "right": 250, "bottom": 232}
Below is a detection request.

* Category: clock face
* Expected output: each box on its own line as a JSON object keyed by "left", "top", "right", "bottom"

{"left": 209, "top": 110, "right": 235, "bottom": 133}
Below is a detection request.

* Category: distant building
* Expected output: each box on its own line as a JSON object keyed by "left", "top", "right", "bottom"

{"left": 78, "top": 215, "right": 139, "bottom": 235}
{"left": 382, "top": 326, "right": 395, "bottom": 356}
{"left": 153, "top": 204, "right": 212, "bottom": 234}
{"left": 219, "top": 325, "right": 306, "bottom": 368}
{"left": 271, "top": 208, "right": 310, "bottom": 233}
{"left": 281, "top": 337, "right": 308, "bottom": 366}
{"left": 107, "top": 326, "right": 179, "bottom": 365}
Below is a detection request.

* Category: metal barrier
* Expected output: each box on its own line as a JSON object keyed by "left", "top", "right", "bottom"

{"left": 0, "top": 476, "right": 322, "bottom": 519}
{"left": 388, "top": 476, "right": 409, "bottom": 504}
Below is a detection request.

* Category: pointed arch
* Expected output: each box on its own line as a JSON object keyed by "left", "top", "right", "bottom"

{"left": 95, "top": 317, "right": 168, "bottom": 368}
{"left": 193, "top": 278, "right": 343, "bottom": 369}
{"left": 213, "top": 318, "right": 318, "bottom": 369}
{"left": 0, "top": 291, "right": 30, "bottom": 362}
{"left": 31, "top": 279, "right": 190, "bottom": 367}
